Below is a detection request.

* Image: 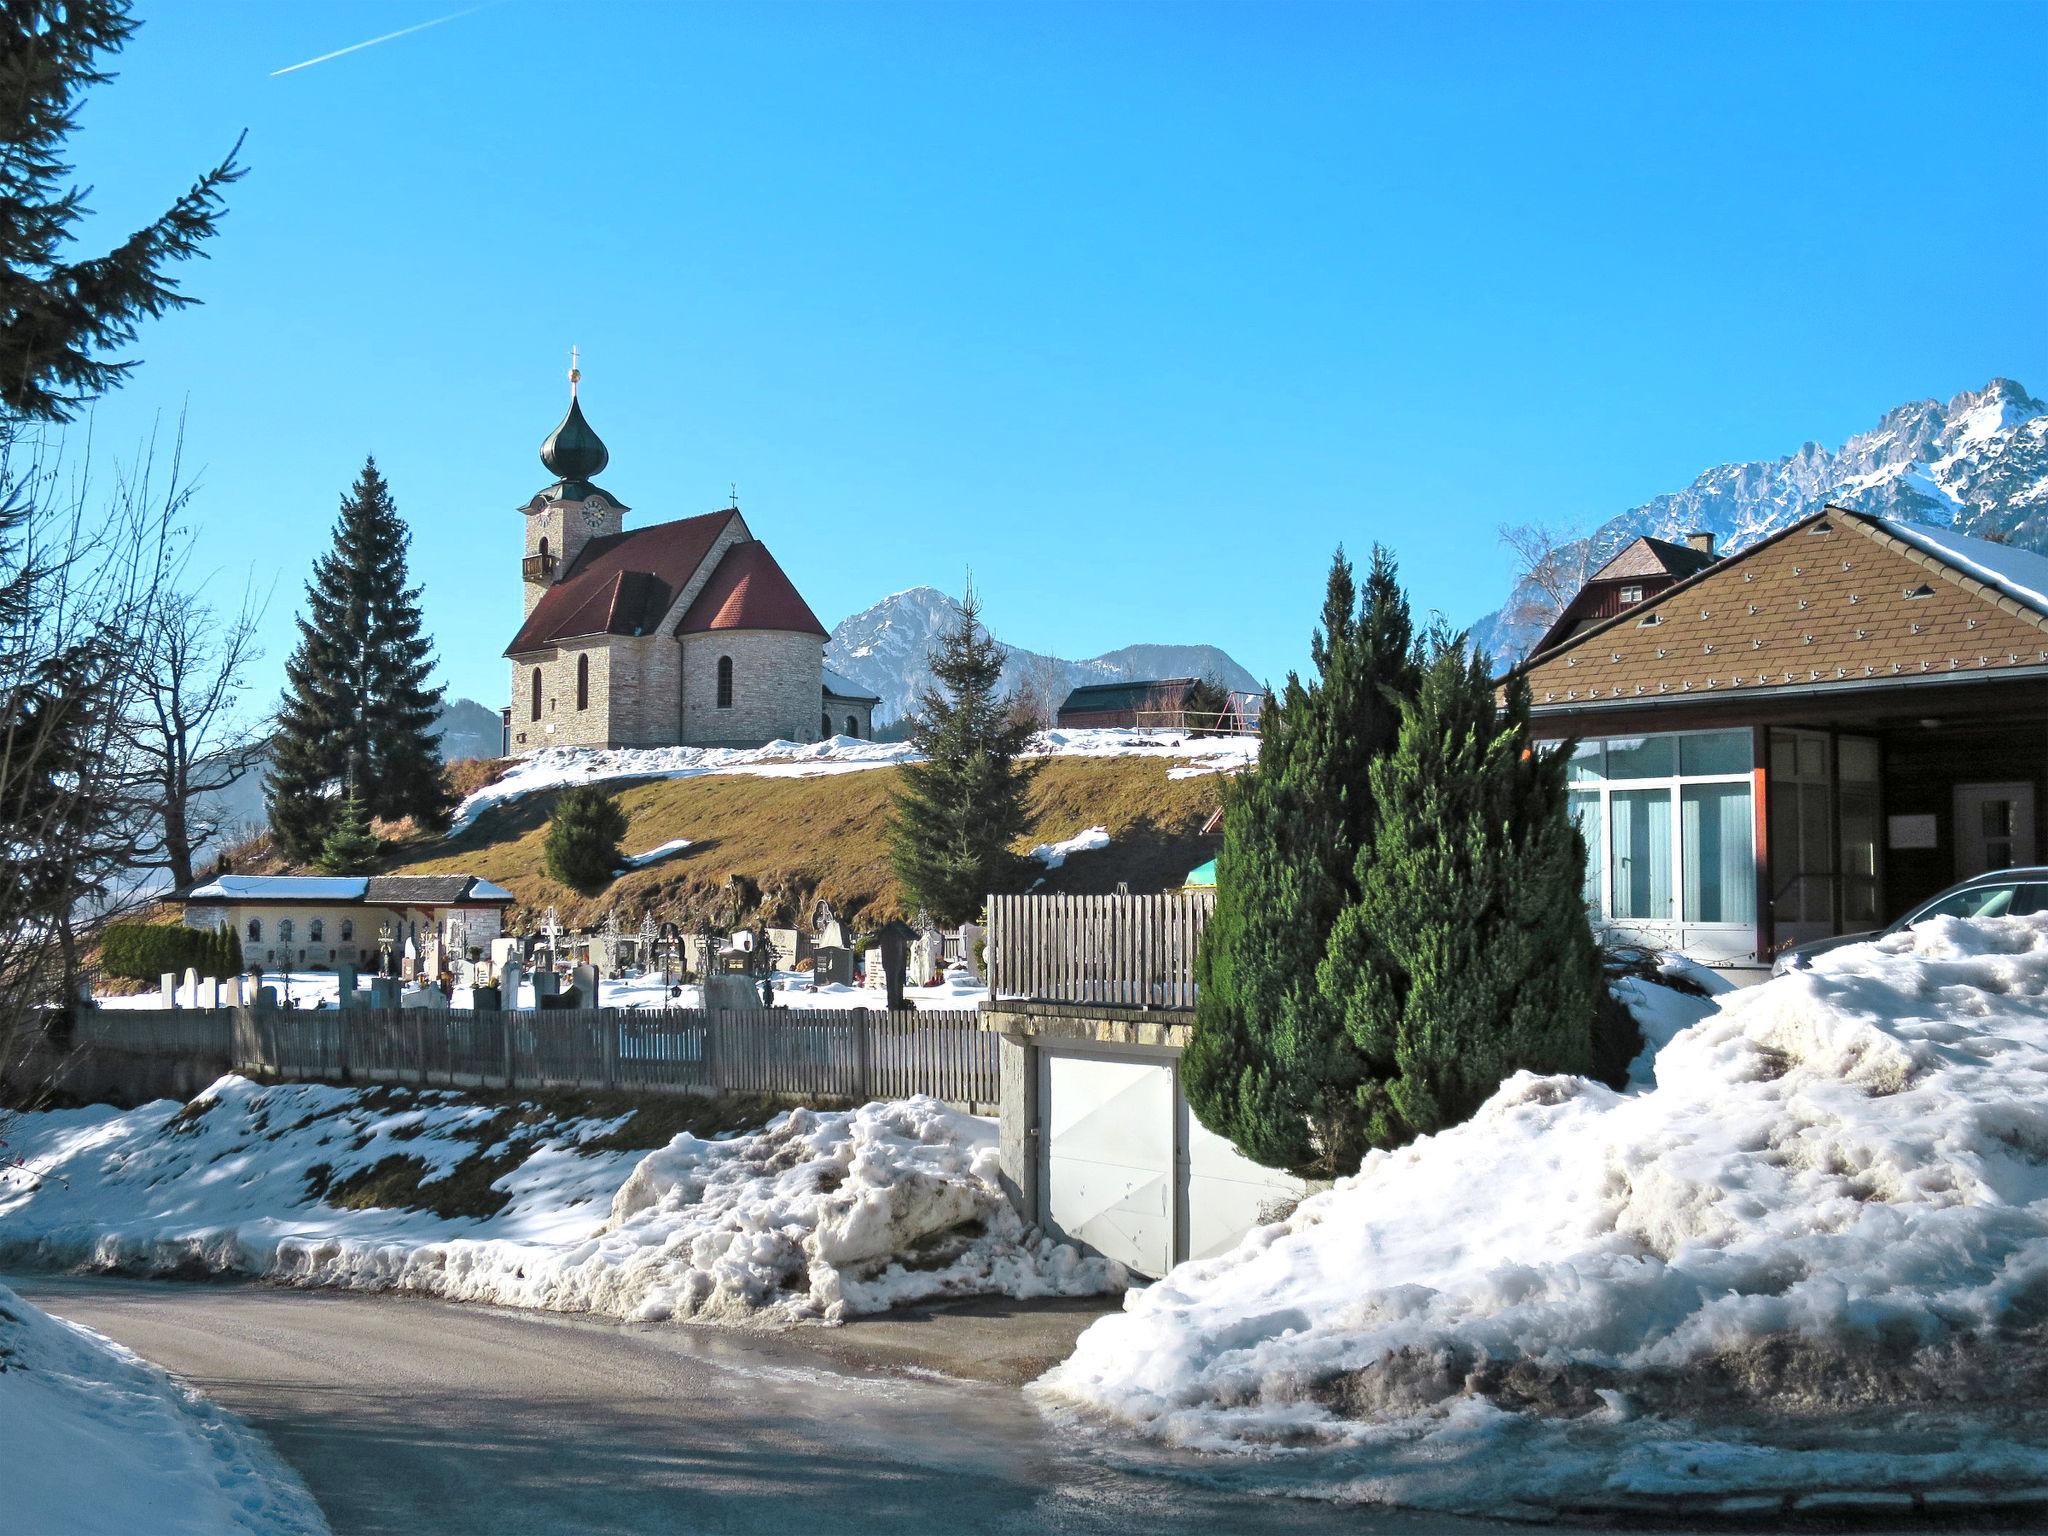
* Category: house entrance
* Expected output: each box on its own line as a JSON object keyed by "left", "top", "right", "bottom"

{"left": 1954, "top": 783, "right": 2037, "bottom": 878}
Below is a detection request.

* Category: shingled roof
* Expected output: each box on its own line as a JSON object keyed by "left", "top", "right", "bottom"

{"left": 677, "top": 540, "right": 827, "bottom": 637}
{"left": 1514, "top": 507, "right": 2048, "bottom": 711}
{"left": 506, "top": 510, "right": 739, "bottom": 655}
{"left": 1590, "top": 535, "right": 1719, "bottom": 583}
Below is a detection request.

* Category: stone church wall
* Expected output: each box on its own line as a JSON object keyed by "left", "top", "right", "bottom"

{"left": 681, "top": 629, "right": 824, "bottom": 746}
{"left": 507, "top": 640, "right": 614, "bottom": 753}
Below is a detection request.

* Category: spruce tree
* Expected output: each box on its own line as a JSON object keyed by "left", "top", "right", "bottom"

{"left": 315, "top": 794, "right": 381, "bottom": 875}
{"left": 1319, "top": 634, "right": 1601, "bottom": 1149}
{"left": 266, "top": 459, "right": 451, "bottom": 859}
{"left": 0, "top": 1, "right": 242, "bottom": 421}
{"left": 887, "top": 586, "right": 1039, "bottom": 924}
{"left": 544, "top": 785, "right": 627, "bottom": 893}
{"left": 1183, "top": 547, "right": 1419, "bottom": 1177}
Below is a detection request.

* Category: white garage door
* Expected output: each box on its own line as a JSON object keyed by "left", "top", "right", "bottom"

{"left": 1180, "top": 1103, "right": 1308, "bottom": 1263}
{"left": 1040, "top": 1051, "right": 1174, "bottom": 1278}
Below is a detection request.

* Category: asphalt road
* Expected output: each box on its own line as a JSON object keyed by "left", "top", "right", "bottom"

{"left": 14, "top": 1275, "right": 1516, "bottom": 1536}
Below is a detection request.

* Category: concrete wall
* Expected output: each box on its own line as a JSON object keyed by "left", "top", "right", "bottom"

{"left": 681, "top": 629, "right": 825, "bottom": 746}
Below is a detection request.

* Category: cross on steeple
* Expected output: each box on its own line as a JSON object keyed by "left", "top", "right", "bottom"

{"left": 568, "top": 344, "right": 581, "bottom": 395}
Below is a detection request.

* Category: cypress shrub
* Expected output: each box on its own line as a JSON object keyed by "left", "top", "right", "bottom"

{"left": 100, "top": 923, "right": 234, "bottom": 981}
{"left": 544, "top": 785, "right": 628, "bottom": 893}
{"left": 1183, "top": 547, "right": 1420, "bottom": 1178}
{"left": 1318, "top": 635, "right": 1602, "bottom": 1149}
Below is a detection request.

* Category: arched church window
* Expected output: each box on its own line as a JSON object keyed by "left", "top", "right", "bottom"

{"left": 310, "top": 919, "right": 324, "bottom": 943}
{"left": 577, "top": 653, "right": 589, "bottom": 711}
{"left": 531, "top": 667, "right": 542, "bottom": 721}
{"left": 539, "top": 535, "right": 550, "bottom": 561}
{"left": 822, "top": 712, "right": 831, "bottom": 739}
{"left": 247, "top": 918, "right": 261, "bottom": 943}
{"left": 846, "top": 716, "right": 859, "bottom": 739}
{"left": 341, "top": 920, "right": 353, "bottom": 942}
{"left": 717, "top": 656, "right": 734, "bottom": 709}
{"left": 279, "top": 919, "right": 295, "bottom": 944}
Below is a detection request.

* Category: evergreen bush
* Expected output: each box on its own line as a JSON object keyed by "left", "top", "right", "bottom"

{"left": 544, "top": 786, "right": 628, "bottom": 893}
{"left": 1183, "top": 548, "right": 1420, "bottom": 1177}
{"left": 316, "top": 794, "right": 382, "bottom": 875}
{"left": 100, "top": 922, "right": 237, "bottom": 982}
{"left": 1319, "top": 635, "right": 1603, "bottom": 1149}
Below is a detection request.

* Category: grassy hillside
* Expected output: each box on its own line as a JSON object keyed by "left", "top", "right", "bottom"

{"left": 378, "top": 756, "right": 1224, "bottom": 929}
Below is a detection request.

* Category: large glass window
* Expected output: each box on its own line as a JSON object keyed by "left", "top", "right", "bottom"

{"left": 1571, "top": 728, "right": 1755, "bottom": 930}
{"left": 1682, "top": 784, "right": 1757, "bottom": 924}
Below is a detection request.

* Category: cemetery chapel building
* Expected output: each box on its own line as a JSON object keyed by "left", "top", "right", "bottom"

{"left": 504, "top": 365, "right": 875, "bottom": 755}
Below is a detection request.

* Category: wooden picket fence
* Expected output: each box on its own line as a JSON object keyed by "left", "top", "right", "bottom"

{"left": 985, "top": 890, "right": 1215, "bottom": 1010}
{"left": 79, "top": 1005, "right": 997, "bottom": 1111}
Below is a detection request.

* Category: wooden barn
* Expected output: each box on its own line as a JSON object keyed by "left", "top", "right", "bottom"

{"left": 1055, "top": 677, "right": 1202, "bottom": 730}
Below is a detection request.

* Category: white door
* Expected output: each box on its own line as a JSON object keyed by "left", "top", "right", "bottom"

{"left": 1955, "top": 784, "right": 2037, "bottom": 878}
{"left": 1040, "top": 1051, "right": 1174, "bottom": 1278}
{"left": 1178, "top": 1101, "right": 1308, "bottom": 1263}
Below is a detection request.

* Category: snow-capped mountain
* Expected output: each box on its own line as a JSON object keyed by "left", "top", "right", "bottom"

{"left": 827, "top": 587, "right": 1262, "bottom": 724}
{"left": 1475, "top": 378, "right": 2048, "bottom": 662}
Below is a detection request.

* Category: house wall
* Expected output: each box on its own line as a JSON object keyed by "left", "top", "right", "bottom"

{"left": 824, "top": 696, "right": 875, "bottom": 740}
{"left": 681, "top": 629, "right": 823, "bottom": 746}
{"left": 183, "top": 903, "right": 509, "bottom": 972}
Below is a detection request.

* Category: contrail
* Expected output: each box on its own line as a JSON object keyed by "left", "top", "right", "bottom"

{"left": 270, "top": 4, "right": 489, "bottom": 78}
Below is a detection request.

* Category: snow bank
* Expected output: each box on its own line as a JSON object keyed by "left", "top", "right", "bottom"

{"left": 0, "top": 1280, "right": 327, "bottom": 1536}
{"left": 1030, "top": 825, "right": 1111, "bottom": 869}
{"left": 451, "top": 728, "right": 1258, "bottom": 832}
{"left": 0, "top": 1081, "right": 1114, "bottom": 1327}
{"left": 1036, "top": 916, "right": 2048, "bottom": 1514}
{"left": 621, "top": 836, "right": 693, "bottom": 869}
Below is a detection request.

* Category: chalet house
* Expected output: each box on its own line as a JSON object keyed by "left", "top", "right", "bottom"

{"left": 1057, "top": 678, "right": 1202, "bottom": 729}
{"left": 1531, "top": 533, "right": 1719, "bottom": 654}
{"left": 181, "top": 875, "right": 516, "bottom": 973}
{"left": 1510, "top": 506, "right": 2047, "bottom": 976}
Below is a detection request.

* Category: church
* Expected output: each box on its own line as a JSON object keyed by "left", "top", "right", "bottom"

{"left": 503, "top": 364, "right": 876, "bottom": 756}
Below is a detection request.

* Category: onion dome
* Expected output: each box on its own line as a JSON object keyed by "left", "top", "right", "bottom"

{"left": 541, "top": 393, "right": 609, "bottom": 482}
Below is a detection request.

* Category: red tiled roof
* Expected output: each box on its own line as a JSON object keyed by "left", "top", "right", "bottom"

{"left": 678, "top": 541, "right": 828, "bottom": 637}
{"left": 506, "top": 510, "right": 738, "bottom": 654}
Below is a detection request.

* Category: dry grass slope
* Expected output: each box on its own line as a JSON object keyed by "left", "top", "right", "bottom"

{"left": 378, "top": 756, "right": 1224, "bottom": 929}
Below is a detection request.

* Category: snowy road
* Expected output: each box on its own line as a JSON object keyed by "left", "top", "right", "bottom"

{"left": 11, "top": 1276, "right": 1503, "bottom": 1536}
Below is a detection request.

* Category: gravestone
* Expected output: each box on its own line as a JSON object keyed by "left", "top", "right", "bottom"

{"left": 181, "top": 967, "right": 200, "bottom": 1007}
{"left": 957, "top": 922, "right": 985, "bottom": 981}
{"left": 369, "top": 975, "right": 401, "bottom": 1008}
{"left": 766, "top": 927, "right": 806, "bottom": 972}
{"left": 572, "top": 963, "right": 599, "bottom": 1007}
{"left": 812, "top": 946, "right": 853, "bottom": 987}
{"left": 498, "top": 960, "right": 524, "bottom": 1009}
{"left": 401, "top": 983, "right": 446, "bottom": 1011}
{"left": 198, "top": 977, "right": 220, "bottom": 1009}
{"left": 863, "top": 948, "right": 885, "bottom": 988}
{"left": 336, "top": 963, "right": 357, "bottom": 1008}
{"left": 702, "top": 973, "right": 758, "bottom": 1012}
{"left": 532, "top": 968, "right": 560, "bottom": 1004}
{"left": 255, "top": 984, "right": 278, "bottom": 1010}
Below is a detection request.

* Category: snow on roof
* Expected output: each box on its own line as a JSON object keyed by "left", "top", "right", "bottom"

{"left": 185, "top": 875, "right": 369, "bottom": 902}
{"left": 469, "top": 878, "right": 516, "bottom": 901}
{"left": 821, "top": 666, "right": 880, "bottom": 701}
{"left": 1880, "top": 517, "right": 2048, "bottom": 615}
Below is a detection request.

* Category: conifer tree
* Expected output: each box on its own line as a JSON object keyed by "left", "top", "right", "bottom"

{"left": 266, "top": 459, "right": 451, "bottom": 859}
{"left": 888, "top": 586, "right": 1039, "bottom": 924}
{"left": 544, "top": 785, "right": 627, "bottom": 893}
{"left": 1184, "top": 548, "right": 1420, "bottom": 1177}
{"left": 1319, "top": 635, "right": 1601, "bottom": 1149}
{"left": 315, "top": 794, "right": 381, "bottom": 875}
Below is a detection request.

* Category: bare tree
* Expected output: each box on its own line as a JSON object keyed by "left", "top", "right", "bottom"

{"left": 115, "top": 586, "right": 266, "bottom": 888}
{"left": 1005, "top": 653, "right": 1070, "bottom": 733}
{"left": 1498, "top": 522, "right": 1598, "bottom": 648}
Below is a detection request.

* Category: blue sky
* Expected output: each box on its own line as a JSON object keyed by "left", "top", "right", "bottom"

{"left": 61, "top": 0, "right": 2048, "bottom": 713}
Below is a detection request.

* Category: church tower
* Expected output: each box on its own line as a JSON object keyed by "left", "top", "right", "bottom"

{"left": 518, "top": 352, "right": 627, "bottom": 618}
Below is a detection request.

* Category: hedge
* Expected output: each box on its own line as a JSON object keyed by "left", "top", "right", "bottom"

{"left": 100, "top": 922, "right": 244, "bottom": 983}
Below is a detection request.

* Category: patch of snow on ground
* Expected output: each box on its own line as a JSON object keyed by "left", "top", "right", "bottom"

{"left": 1035, "top": 915, "right": 2048, "bottom": 1515}
{"left": 0, "top": 1279, "right": 328, "bottom": 1536}
{"left": 1030, "top": 825, "right": 1111, "bottom": 869}
{"left": 621, "top": 836, "right": 693, "bottom": 869}
{"left": 0, "top": 1082, "right": 1115, "bottom": 1327}
{"left": 451, "top": 729, "right": 1258, "bottom": 831}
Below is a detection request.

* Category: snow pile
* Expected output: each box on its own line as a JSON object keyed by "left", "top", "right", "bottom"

{"left": 1037, "top": 916, "right": 2048, "bottom": 1513}
{"left": 1030, "top": 825, "right": 1111, "bottom": 869}
{"left": 0, "top": 1082, "right": 1114, "bottom": 1327}
{"left": 0, "top": 1279, "right": 327, "bottom": 1536}
{"left": 504, "top": 1098, "right": 1118, "bottom": 1324}
{"left": 451, "top": 728, "right": 1258, "bottom": 831}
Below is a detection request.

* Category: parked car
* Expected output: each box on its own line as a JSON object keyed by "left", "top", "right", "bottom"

{"left": 1772, "top": 866, "right": 2048, "bottom": 976}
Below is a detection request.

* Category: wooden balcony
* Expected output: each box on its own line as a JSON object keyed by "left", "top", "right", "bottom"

{"left": 522, "top": 551, "right": 556, "bottom": 584}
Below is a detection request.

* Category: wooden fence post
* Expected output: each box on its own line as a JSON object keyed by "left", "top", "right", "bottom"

{"left": 853, "top": 1008, "right": 872, "bottom": 1104}
{"left": 601, "top": 1009, "right": 618, "bottom": 1091}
